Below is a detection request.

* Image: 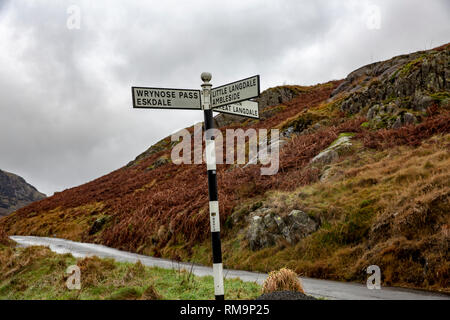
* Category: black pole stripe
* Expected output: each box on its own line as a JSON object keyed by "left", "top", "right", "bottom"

{"left": 211, "top": 232, "right": 222, "bottom": 263}
{"left": 207, "top": 171, "right": 218, "bottom": 201}
{"left": 204, "top": 109, "right": 214, "bottom": 132}
{"left": 215, "top": 295, "right": 224, "bottom": 300}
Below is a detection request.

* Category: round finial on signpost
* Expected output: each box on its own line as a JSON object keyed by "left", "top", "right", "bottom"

{"left": 201, "top": 72, "right": 212, "bottom": 83}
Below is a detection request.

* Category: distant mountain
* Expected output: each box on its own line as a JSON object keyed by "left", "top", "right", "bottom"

{"left": 0, "top": 169, "right": 46, "bottom": 216}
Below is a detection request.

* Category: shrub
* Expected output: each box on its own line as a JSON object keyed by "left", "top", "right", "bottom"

{"left": 262, "top": 268, "right": 304, "bottom": 294}
{"left": 76, "top": 256, "right": 116, "bottom": 286}
{"left": 140, "top": 285, "right": 163, "bottom": 300}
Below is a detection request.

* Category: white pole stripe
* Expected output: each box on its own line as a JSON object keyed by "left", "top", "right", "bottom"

{"left": 202, "top": 87, "right": 211, "bottom": 110}
{"left": 205, "top": 139, "right": 216, "bottom": 171}
{"left": 213, "top": 263, "right": 224, "bottom": 296}
{"left": 209, "top": 201, "right": 220, "bottom": 232}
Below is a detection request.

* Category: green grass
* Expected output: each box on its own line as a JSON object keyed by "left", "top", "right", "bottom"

{"left": 337, "top": 132, "right": 356, "bottom": 138}
{"left": 328, "top": 132, "right": 355, "bottom": 148}
{"left": 430, "top": 91, "right": 450, "bottom": 102}
{"left": 360, "top": 122, "right": 370, "bottom": 128}
{"left": 399, "top": 56, "right": 425, "bottom": 77}
{"left": 0, "top": 245, "right": 260, "bottom": 300}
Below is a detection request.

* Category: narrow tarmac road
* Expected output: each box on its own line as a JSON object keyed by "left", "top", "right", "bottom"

{"left": 10, "top": 235, "right": 449, "bottom": 300}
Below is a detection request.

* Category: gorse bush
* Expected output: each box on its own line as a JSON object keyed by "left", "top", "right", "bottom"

{"left": 262, "top": 268, "right": 304, "bottom": 294}
{"left": 77, "top": 256, "right": 116, "bottom": 287}
{"left": 140, "top": 285, "right": 163, "bottom": 300}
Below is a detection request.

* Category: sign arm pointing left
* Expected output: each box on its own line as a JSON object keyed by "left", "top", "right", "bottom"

{"left": 132, "top": 87, "right": 202, "bottom": 110}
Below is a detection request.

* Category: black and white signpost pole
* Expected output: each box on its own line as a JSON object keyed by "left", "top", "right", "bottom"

{"left": 201, "top": 72, "right": 224, "bottom": 300}
{"left": 132, "top": 73, "right": 260, "bottom": 301}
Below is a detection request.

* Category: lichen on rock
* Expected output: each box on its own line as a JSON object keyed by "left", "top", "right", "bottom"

{"left": 245, "top": 208, "right": 318, "bottom": 250}
{"left": 310, "top": 133, "right": 354, "bottom": 165}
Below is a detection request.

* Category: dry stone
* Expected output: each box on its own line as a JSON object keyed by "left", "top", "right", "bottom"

{"left": 246, "top": 208, "right": 318, "bottom": 250}
{"left": 311, "top": 134, "right": 353, "bottom": 165}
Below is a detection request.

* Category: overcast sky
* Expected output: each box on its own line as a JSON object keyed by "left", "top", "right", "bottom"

{"left": 0, "top": 0, "right": 449, "bottom": 196}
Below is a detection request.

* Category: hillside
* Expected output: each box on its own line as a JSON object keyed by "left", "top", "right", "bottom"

{"left": 1, "top": 43, "right": 449, "bottom": 292}
{"left": 0, "top": 169, "right": 46, "bottom": 217}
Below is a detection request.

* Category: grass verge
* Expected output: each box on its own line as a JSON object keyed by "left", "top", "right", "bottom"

{"left": 0, "top": 244, "right": 260, "bottom": 300}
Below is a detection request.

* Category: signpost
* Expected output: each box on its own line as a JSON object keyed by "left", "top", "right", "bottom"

{"left": 211, "top": 75, "right": 260, "bottom": 108}
{"left": 132, "top": 73, "right": 260, "bottom": 300}
{"left": 213, "top": 100, "right": 259, "bottom": 119}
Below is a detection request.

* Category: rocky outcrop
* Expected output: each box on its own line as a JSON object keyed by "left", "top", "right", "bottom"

{"left": 333, "top": 46, "right": 449, "bottom": 128}
{"left": 311, "top": 133, "right": 354, "bottom": 165}
{"left": 366, "top": 104, "right": 418, "bottom": 129}
{"left": 146, "top": 155, "right": 171, "bottom": 171}
{"left": 245, "top": 208, "right": 318, "bottom": 250}
{"left": 126, "top": 137, "right": 175, "bottom": 168}
{"left": 0, "top": 169, "right": 46, "bottom": 216}
{"left": 88, "top": 216, "right": 110, "bottom": 235}
{"left": 256, "top": 86, "right": 305, "bottom": 111}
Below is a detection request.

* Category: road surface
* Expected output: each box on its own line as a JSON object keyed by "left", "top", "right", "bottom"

{"left": 10, "top": 235, "right": 450, "bottom": 300}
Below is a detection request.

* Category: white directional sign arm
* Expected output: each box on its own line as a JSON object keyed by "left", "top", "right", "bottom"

{"left": 213, "top": 100, "right": 259, "bottom": 119}
{"left": 211, "top": 75, "right": 260, "bottom": 108}
{"left": 132, "top": 87, "right": 201, "bottom": 110}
